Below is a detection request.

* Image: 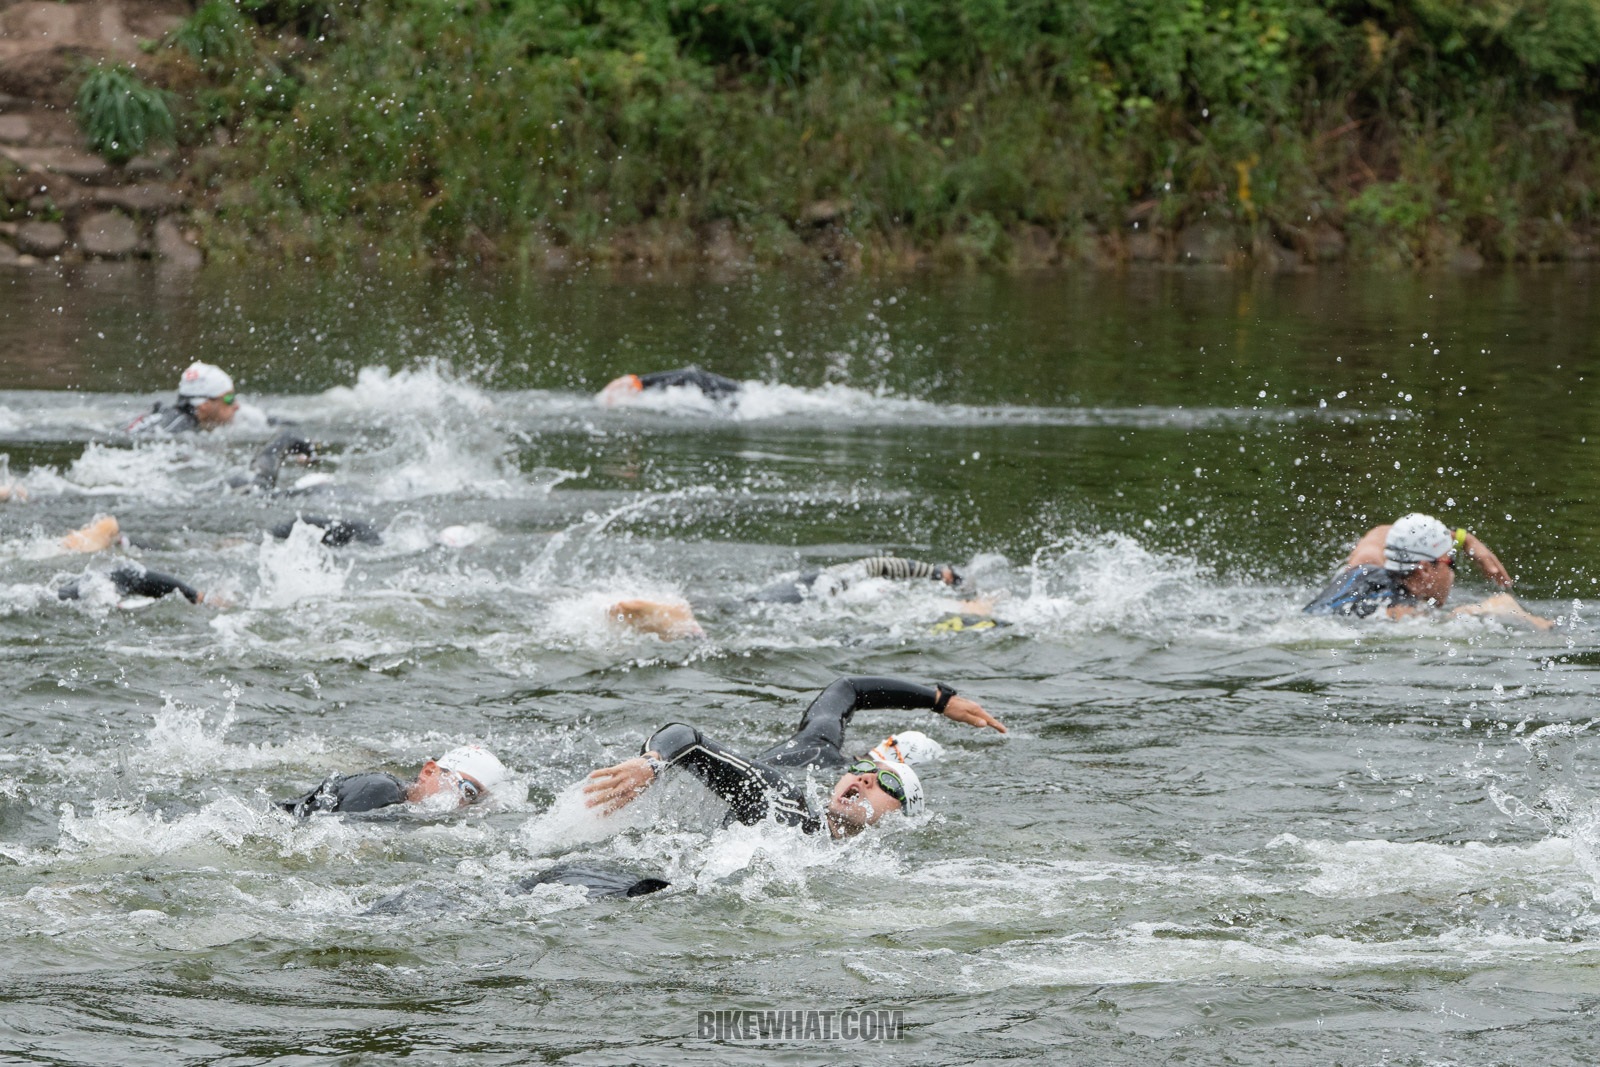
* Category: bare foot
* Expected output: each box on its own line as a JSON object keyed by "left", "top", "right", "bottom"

{"left": 609, "top": 598, "right": 704, "bottom": 639}
{"left": 60, "top": 515, "right": 120, "bottom": 553}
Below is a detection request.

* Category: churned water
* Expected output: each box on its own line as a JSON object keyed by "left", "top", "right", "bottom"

{"left": 1, "top": 263, "right": 1598, "bottom": 1065}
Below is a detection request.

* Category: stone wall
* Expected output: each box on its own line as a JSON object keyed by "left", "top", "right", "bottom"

{"left": 0, "top": 0, "right": 200, "bottom": 268}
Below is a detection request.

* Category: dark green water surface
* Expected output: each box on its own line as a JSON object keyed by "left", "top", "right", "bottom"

{"left": 0, "top": 263, "right": 1598, "bottom": 1066}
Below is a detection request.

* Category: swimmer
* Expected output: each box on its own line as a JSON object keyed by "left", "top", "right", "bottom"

{"left": 1305, "top": 512, "right": 1552, "bottom": 628}
{"left": 56, "top": 564, "right": 210, "bottom": 605}
{"left": 126, "top": 362, "right": 241, "bottom": 435}
{"left": 277, "top": 744, "right": 511, "bottom": 817}
{"left": 584, "top": 676, "right": 1005, "bottom": 837}
{"left": 607, "top": 555, "right": 972, "bottom": 640}
{"left": 598, "top": 366, "right": 742, "bottom": 405}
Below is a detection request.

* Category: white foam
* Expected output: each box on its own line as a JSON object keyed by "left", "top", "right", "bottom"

{"left": 251, "top": 522, "right": 349, "bottom": 608}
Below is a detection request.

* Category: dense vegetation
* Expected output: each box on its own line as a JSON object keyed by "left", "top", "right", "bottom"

{"left": 129, "top": 0, "right": 1600, "bottom": 268}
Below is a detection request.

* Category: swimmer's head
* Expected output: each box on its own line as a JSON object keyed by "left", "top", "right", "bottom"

{"left": 436, "top": 744, "right": 511, "bottom": 797}
{"left": 1384, "top": 513, "right": 1453, "bottom": 573}
{"left": 826, "top": 757, "right": 923, "bottom": 837}
{"left": 597, "top": 374, "right": 644, "bottom": 406}
{"left": 938, "top": 564, "right": 962, "bottom": 587}
{"left": 176, "top": 362, "right": 238, "bottom": 428}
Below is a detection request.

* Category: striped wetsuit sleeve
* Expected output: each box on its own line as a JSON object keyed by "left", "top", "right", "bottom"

{"left": 859, "top": 556, "right": 943, "bottom": 581}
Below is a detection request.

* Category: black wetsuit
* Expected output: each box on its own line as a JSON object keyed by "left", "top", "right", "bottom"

{"left": 515, "top": 865, "right": 670, "bottom": 899}
{"left": 637, "top": 367, "right": 742, "bottom": 399}
{"left": 229, "top": 430, "right": 318, "bottom": 492}
{"left": 643, "top": 676, "right": 946, "bottom": 834}
{"left": 126, "top": 401, "right": 201, "bottom": 436}
{"left": 1304, "top": 564, "right": 1418, "bottom": 618}
{"left": 58, "top": 566, "right": 201, "bottom": 604}
{"left": 277, "top": 772, "right": 410, "bottom": 817}
{"left": 750, "top": 555, "right": 955, "bottom": 604}
{"left": 269, "top": 515, "right": 381, "bottom": 547}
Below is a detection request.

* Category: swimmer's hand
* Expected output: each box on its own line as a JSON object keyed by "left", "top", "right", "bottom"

{"left": 583, "top": 755, "right": 657, "bottom": 814}
{"left": 941, "top": 695, "right": 1007, "bottom": 734}
{"left": 0, "top": 482, "right": 27, "bottom": 503}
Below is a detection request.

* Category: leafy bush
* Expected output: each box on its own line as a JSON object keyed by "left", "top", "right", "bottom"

{"left": 75, "top": 64, "right": 176, "bottom": 164}
{"left": 170, "top": 0, "right": 255, "bottom": 71}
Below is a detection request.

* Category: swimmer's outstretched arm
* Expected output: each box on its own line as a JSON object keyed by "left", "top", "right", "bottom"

{"left": 1457, "top": 531, "right": 1512, "bottom": 587}
{"left": 791, "top": 677, "right": 1006, "bottom": 750}
{"left": 110, "top": 566, "right": 204, "bottom": 604}
{"left": 584, "top": 722, "right": 818, "bottom": 830}
{"left": 1450, "top": 592, "right": 1555, "bottom": 630}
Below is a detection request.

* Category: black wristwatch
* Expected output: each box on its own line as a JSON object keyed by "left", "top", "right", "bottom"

{"left": 932, "top": 682, "right": 957, "bottom": 714}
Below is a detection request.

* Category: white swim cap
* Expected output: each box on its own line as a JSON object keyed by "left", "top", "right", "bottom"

{"left": 869, "top": 730, "right": 945, "bottom": 766}
{"left": 437, "top": 744, "right": 510, "bottom": 794}
{"left": 177, "top": 362, "right": 234, "bottom": 400}
{"left": 878, "top": 758, "right": 924, "bottom": 817}
{"left": 1384, "top": 513, "right": 1453, "bottom": 573}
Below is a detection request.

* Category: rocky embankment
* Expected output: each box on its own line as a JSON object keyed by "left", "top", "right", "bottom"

{"left": 0, "top": 0, "right": 201, "bottom": 267}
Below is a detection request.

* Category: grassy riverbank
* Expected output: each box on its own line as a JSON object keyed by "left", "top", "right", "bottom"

{"left": 149, "top": 0, "right": 1600, "bottom": 269}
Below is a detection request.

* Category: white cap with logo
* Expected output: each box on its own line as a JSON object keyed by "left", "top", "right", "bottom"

{"left": 436, "top": 744, "right": 511, "bottom": 794}
{"left": 1383, "top": 513, "right": 1454, "bottom": 573}
{"left": 177, "top": 362, "right": 234, "bottom": 400}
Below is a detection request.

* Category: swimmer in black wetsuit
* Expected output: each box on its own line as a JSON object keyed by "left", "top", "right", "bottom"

{"left": 597, "top": 366, "right": 742, "bottom": 405}
{"left": 126, "top": 362, "right": 241, "bottom": 435}
{"left": 1305, "top": 512, "right": 1552, "bottom": 628}
{"left": 583, "top": 676, "right": 1006, "bottom": 837}
{"left": 277, "top": 744, "right": 511, "bottom": 817}
{"left": 57, "top": 565, "right": 207, "bottom": 605}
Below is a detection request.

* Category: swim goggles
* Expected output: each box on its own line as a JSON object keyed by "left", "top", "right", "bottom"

{"left": 441, "top": 768, "right": 481, "bottom": 802}
{"left": 846, "top": 759, "right": 908, "bottom": 806}
{"left": 217, "top": 392, "right": 237, "bottom": 405}
{"left": 1449, "top": 527, "right": 1467, "bottom": 569}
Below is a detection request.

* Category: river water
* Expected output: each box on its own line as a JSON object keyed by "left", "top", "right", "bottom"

{"left": 1, "top": 263, "right": 1597, "bottom": 1065}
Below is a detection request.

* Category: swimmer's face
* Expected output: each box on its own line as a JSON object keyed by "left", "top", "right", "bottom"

{"left": 409, "top": 759, "right": 486, "bottom": 807}
{"left": 1405, "top": 554, "right": 1456, "bottom": 605}
{"left": 825, "top": 761, "right": 903, "bottom": 837}
{"left": 597, "top": 374, "right": 643, "bottom": 406}
{"left": 194, "top": 393, "right": 238, "bottom": 428}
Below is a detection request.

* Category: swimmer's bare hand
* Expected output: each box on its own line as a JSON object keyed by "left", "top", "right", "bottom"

{"left": 1463, "top": 533, "right": 1512, "bottom": 588}
{"left": 583, "top": 756, "right": 657, "bottom": 814}
{"left": 0, "top": 482, "right": 27, "bottom": 503}
{"left": 942, "top": 695, "right": 1007, "bottom": 734}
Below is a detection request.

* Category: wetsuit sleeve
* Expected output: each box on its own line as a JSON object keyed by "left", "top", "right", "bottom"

{"left": 277, "top": 772, "right": 409, "bottom": 817}
{"left": 645, "top": 722, "right": 820, "bottom": 832}
{"left": 780, "top": 675, "right": 940, "bottom": 758}
{"left": 859, "top": 556, "right": 944, "bottom": 581}
{"left": 240, "top": 431, "right": 317, "bottom": 491}
{"left": 109, "top": 566, "right": 201, "bottom": 603}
